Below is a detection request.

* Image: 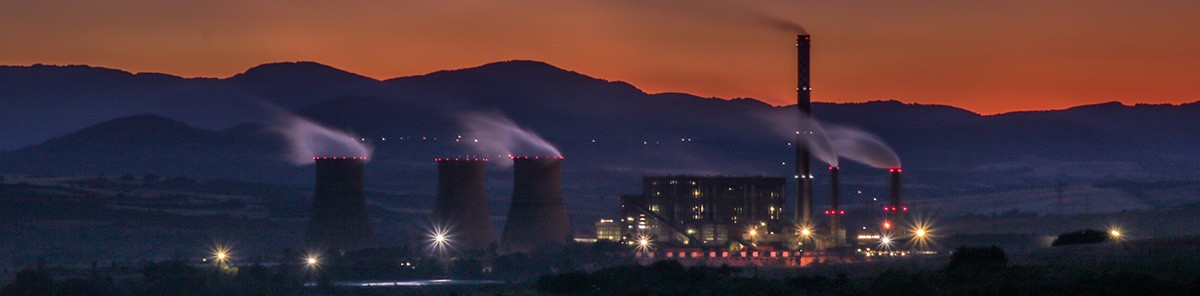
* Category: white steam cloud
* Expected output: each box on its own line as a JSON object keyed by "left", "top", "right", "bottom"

{"left": 273, "top": 115, "right": 373, "bottom": 165}
{"left": 457, "top": 111, "right": 561, "bottom": 167}
{"left": 761, "top": 111, "right": 838, "bottom": 166}
{"left": 760, "top": 110, "right": 901, "bottom": 168}
{"left": 824, "top": 123, "right": 901, "bottom": 168}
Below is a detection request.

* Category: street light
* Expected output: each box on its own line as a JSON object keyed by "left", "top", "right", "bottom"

{"left": 428, "top": 224, "right": 452, "bottom": 255}
{"left": 211, "top": 245, "right": 231, "bottom": 265}
{"left": 635, "top": 234, "right": 653, "bottom": 253}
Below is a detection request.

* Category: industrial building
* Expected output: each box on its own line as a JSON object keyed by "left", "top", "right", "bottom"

{"left": 617, "top": 176, "right": 786, "bottom": 246}
{"left": 595, "top": 219, "right": 620, "bottom": 241}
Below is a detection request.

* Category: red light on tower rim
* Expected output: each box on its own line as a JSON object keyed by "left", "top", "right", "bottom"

{"left": 312, "top": 156, "right": 367, "bottom": 160}
{"left": 434, "top": 157, "right": 489, "bottom": 162}
{"left": 507, "top": 155, "right": 565, "bottom": 160}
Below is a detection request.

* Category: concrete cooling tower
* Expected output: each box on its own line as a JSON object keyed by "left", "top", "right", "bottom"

{"left": 305, "top": 157, "right": 375, "bottom": 253}
{"left": 500, "top": 156, "right": 570, "bottom": 253}
{"left": 433, "top": 157, "right": 497, "bottom": 252}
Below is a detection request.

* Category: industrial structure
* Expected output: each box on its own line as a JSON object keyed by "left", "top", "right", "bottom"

{"left": 824, "top": 166, "right": 845, "bottom": 247}
{"left": 595, "top": 219, "right": 620, "bottom": 241}
{"left": 883, "top": 167, "right": 906, "bottom": 231}
{"left": 794, "top": 33, "right": 815, "bottom": 230}
{"left": 500, "top": 156, "right": 571, "bottom": 253}
{"left": 433, "top": 157, "right": 497, "bottom": 252}
{"left": 618, "top": 176, "right": 786, "bottom": 246}
{"left": 305, "top": 157, "right": 375, "bottom": 253}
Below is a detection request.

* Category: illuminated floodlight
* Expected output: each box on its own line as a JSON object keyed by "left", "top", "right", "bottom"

{"left": 800, "top": 228, "right": 812, "bottom": 237}
{"left": 878, "top": 233, "right": 894, "bottom": 250}
{"left": 635, "top": 234, "right": 654, "bottom": 253}
{"left": 427, "top": 224, "right": 453, "bottom": 255}
{"left": 905, "top": 213, "right": 938, "bottom": 251}
{"left": 1108, "top": 227, "right": 1124, "bottom": 240}
{"left": 211, "top": 245, "right": 232, "bottom": 265}
{"left": 305, "top": 254, "right": 320, "bottom": 267}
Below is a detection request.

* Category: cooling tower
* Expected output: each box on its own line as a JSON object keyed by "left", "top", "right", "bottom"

{"left": 500, "top": 156, "right": 570, "bottom": 253}
{"left": 305, "top": 157, "right": 375, "bottom": 253}
{"left": 794, "top": 34, "right": 814, "bottom": 228}
{"left": 433, "top": 157, "right": 497, "bottom": 252}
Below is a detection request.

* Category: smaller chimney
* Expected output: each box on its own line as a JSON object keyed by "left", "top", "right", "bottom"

{"left": 883, "top": 167, "right": 905, "bottom": 230}
{"left": 828, "top": 166, "right": 843, "bottom": 247}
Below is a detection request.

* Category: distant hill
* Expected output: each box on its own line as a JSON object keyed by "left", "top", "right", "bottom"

{"left": 2, "top": 60, "right": 1199, "bottom": 216}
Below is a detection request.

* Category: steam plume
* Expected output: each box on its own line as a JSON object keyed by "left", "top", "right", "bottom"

{"left": 747, "top": 11, "right": 807, "bottom": 34}
{"left": 759, "top": 111, "right": 838, "bottom": 166}
{"left": 823, "top": 123, "right": 901, "bottom": 168}
{"left": 273, "top": 114, "right": 373, "bottom": 165}
{"left": 760, "top": 109, "right": 901, "bottom": 168}
{"left": 457, "top": 111, "right": 560, "bottom": 166}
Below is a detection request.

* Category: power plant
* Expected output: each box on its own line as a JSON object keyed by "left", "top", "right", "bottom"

{"left": 500, "top": 156, "right": 571, "bottom": 253}
{"left": 433, "top": 157, "right": 497, "bottom": 252}
{"left": 305, "top": 156, "right": 375, "bottom": 253}
{"left": 289, "top": 31, "right": 908, "bottom": 268}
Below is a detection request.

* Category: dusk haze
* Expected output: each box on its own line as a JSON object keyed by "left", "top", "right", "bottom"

{"left": 1, "top": 1, "right": 1199, "bottom": 295}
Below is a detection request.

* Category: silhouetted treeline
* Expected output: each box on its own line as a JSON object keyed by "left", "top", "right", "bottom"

{"left": 536, "top": 246, "right": 1200, "bottom": 296}
{"left": 1052, "top": 229, "right": 1110, "bottom": 246}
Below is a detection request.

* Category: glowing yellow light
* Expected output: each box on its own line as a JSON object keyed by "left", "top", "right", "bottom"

{"left": 915, "top": 229, "right": 926, "bottom": 238}
{"left": 211, "top": 245, "right": 232, "bottom": 265}
{"left": 883, "top": 221, "right": 892, "bottom": 229}
{"left": 635, "top": 234, "right": 653, "bottom": 253}
{"left": 749, "top": 229, "right": 758, "bottom": 236}
{"left": 1110, "top": 229, "right": 1122, "bottom": 239}
{"left": 800, "top": 228, "right": 812, "bottom": 236}
{"left": 306, "top": 257, "right": 318, "bottom": 265}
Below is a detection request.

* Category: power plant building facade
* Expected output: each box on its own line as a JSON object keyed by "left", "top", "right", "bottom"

{"left": 306, "top": 157, "right": 375, "bottom": 253}
{"left": 620, "top": 176, "right": 786, "bottom": 246}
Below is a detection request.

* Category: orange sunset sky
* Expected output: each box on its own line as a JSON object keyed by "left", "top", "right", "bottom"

{"left": 2, "top": 0, "right": 1198, "bottom": 114}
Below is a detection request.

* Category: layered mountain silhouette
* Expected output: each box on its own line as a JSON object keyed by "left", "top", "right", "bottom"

{"left": 2, "top": 61, "right": 1199, "bottom": 205}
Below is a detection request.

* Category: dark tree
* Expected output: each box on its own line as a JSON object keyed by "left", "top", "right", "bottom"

{"left": 1, "top": 269, "right": 54, "bottom": 296}
{"left": 1052, "top": 229, "right": 1109, "bottom": 246}
{"left": 947, "top": 246, "right": 1008, "bottom": 272}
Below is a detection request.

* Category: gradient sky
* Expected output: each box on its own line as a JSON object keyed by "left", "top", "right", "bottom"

{"left": 2, "top": 0, "right": 1198, "bottom": 114}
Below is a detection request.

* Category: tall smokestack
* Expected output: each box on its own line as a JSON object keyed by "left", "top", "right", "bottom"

{"left": 501, "top": 156, "right": 570, "bottom": 253}
{"left": 794, "top": 34, "right": 814, "bottom": 228}
{"left": 827, "top": 166, "right": 843, "bottom": 247}
{"left": 306, "top": 157, "right": 375, "bottom": 253}
{"left": 884, "top": 167, "right": 905, "bottom": 230}
{"left": 434, "top": 157, "right": 497, "bottom": 252}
